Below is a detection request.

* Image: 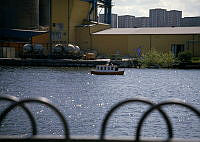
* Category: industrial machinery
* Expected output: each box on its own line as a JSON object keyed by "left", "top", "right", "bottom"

{"left": 81, "top": 0, "right": 112, "bottom": 24}
{"left": 0, "top": 0, "right": 39, "bottom": 29}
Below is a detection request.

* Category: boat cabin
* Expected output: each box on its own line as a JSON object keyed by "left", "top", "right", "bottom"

{"left": 96, "top": 65, "right": 118, "bottom": 72}
{"left": 91, "top": 64, "right": 124, "bottom": 75}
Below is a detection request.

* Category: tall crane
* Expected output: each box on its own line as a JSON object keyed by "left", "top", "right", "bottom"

{"left": 81, "top": 0, "right": 112, "bottom": 24}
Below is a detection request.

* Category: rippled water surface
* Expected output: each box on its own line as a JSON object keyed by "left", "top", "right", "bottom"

{"left": 0, "top": 66, "right": 200, "bottom": 139}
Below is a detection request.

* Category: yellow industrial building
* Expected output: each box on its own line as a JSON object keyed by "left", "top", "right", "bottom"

{"left": 50, "top": 0, "right": 200, "bottom": 57}
{"left": 90, "top": 27, "right": 200, "bottom": 57}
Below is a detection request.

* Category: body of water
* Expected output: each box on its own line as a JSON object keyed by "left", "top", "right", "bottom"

{"left": 0, "top": 66, "right": 199, "bottom": 139}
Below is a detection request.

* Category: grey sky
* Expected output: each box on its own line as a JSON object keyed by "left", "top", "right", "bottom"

{"left": 112, "top": 0, "right": 200, "bottom": 17}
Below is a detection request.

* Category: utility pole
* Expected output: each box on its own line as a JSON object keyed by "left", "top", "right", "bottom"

{"left": 49, "top": 0, "right": 52, "bottom": 57}
{"left": 67, "top": 0, "right": 70, "bottom": 46}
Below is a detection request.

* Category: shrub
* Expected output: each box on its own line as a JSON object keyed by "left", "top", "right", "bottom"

{"left": 139, "top": 50, "right": 175, "bottom": 68}
{"left": 192, "top": 57, "right": 200, "bottom": 63}
{"left": 160, "top": 52, "right": 175, "bottom": 68}
{"left": 140, "top": 50, "right": 162, "bottom": 67}
{"left": 178, "top": 51, "right": 192, "bottom": 62}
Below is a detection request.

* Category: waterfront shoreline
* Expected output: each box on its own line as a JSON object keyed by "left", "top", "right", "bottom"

{"left": 0, "top": 58, "right": 137, "bottom": 68}
{"left": 1, "top": 58, "right": 200, "bottom": 69}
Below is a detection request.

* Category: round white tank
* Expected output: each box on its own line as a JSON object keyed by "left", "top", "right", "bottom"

{"left": 23, "top": 44, "right": 32, "bottom": 53}
{"left": 74, "top": 45, "right": 80, "bottom": 54}
{"left": 33, "top": 44, "right": 43, "bottom": 54}
{"left": 64, "top": 44, "right": 75, "bottom": 54}
{"left": 53, "top": 44, "right": 63, "bottom": 53}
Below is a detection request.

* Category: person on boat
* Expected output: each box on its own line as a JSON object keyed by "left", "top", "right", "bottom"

{"left": 108, "top": 62, "right": 113, "bottom": 65}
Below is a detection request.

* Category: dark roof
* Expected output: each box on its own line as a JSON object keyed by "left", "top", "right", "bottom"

{"left": 0, "top": 29, "right": 48, "bottom": 41}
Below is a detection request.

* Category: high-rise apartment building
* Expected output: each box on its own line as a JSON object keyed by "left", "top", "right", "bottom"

{"left": 118, "top": 15, "right": 135, "bottom": 28}
{"left": 149, "top": 8, "right": 167, "bottom": 27}
{"left": 135, "top": 17, "right": 150, "bottom": 27}
{"left": 111, "top": 14, "right": 118, "bottom": 28}
{"left": 166, "top": 10, "right": 182, "bottom": 27}
{"left": 99, "top": 9, "right": 199, "bottom": 28}
{"left": 181, "top": 17, "right": 200, "bottom": 27}
{"left": 149, "top": 8, "right": 183, "bottom": 27}
{"left": 99, "top": 14, "right": 118, "bottom": 28}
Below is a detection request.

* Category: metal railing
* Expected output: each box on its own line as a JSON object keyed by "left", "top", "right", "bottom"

{"left": 0, "top": 95, "right": 199, "bottom": 142}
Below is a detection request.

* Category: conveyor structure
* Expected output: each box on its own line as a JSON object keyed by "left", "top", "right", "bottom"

{"left": 81, "top": 0, "right": 112, "bottom": 24}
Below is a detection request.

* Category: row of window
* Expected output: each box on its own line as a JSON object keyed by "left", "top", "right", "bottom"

{"left": 97, "top": 66, "right": 118, "bottom": 71}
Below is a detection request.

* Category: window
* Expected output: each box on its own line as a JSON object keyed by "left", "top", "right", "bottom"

{"left": 171, "top": 44, "right": 184, "bottom": 57}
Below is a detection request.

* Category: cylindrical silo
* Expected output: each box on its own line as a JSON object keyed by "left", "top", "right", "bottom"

{"left": 0, "top": 0, "right": 39, "bottom": 29}
{"left": 39, "top": 0, "right": 50, "bottom": 26}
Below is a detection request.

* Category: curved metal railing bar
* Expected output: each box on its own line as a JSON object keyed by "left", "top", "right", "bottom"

{"left": 135, "top": 100, "right": 200, "bottom": 142}
{"left": 0, "top": 97, "right": 70, "bottom": 139}
{"left": 0, "top": 95, "right": 19, "bottom": 102}
{"left": 100, "top": 98, "right": 173, "bottom": 140}
{"left": 0, "top": 95, "right": 37, "bottom": 136}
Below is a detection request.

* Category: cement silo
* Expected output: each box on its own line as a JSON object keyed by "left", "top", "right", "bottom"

{"left": 39, "top": 0, "right": 50, "bottom": 26}
{"left": 0, "top": 0, "right": 39, "bottom": 29}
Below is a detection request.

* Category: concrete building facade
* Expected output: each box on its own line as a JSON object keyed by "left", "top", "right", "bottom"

{"left": 135, "top": 17, "right": 150, "bottom": 28}
{"left": 166, "top": 10, "right": 182, "bottom": 27}
{"left": 111, "top": 14, "right": 118, "bottom": 28}
{"left": 181, "top": 17, "right": 200, "bottom": 27}
{"left": 118, "top": 15, "right": 135, "bottom": 28}
{"left": 51, "top": 0, "right": 91, "bottom": 44}
{"left": 149, "top": 8, "right": 182, "bottom": 27}
{"left": 149, "top": 8, "right": 166, "bottom": 27}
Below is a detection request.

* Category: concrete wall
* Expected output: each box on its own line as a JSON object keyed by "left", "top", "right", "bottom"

{"left": 69, "top": 0, "right": 90, "bottom": 43}
{"left": 76, "top": 26, "right": 91, "bottom": 50}
{"left": 51, "top": 0, "right": 90, "bottom": 44}
{"left": 76, "top": 24, "right": 110, "bottom": 50}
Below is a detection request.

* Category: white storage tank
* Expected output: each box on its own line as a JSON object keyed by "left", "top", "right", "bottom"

{"left": 53, "top": 44, "right": 64, "bottom": 54}
{"left": 23, "top": 44, "right": 33, "bottom": 53}
{"left": 64, "top": 44, "right": 76, "bottom": 54}
{"left": 33, "top": 44, "right": 43, "bottom": 54}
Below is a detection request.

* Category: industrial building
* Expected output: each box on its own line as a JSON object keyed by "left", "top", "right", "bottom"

{"left": 0, "top": 0, "right": 200, "bottom": 58}
{"left": 90, "top": 27, "right": 200, "bottom": 57}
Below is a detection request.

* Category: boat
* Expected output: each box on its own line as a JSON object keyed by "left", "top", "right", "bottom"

{"left": 91, "top": 64, "right": 124, "bottom": 75}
